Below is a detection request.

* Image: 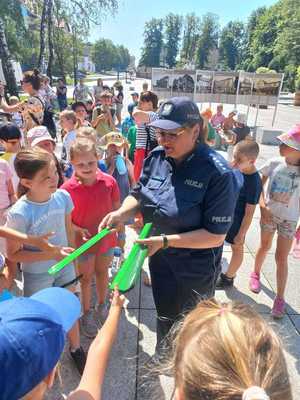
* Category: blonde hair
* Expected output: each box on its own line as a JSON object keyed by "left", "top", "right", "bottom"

{"left": 76, "top": 126, "right": 97, "bottom": 143}
{"left": 69, "top": 138, "right": 98, "bottom": 160}
{"left": 59, "top": 110, "right": 77, "bottom": 125}
{"left": 172, "top": 300, "right": 292, "bottom": 400}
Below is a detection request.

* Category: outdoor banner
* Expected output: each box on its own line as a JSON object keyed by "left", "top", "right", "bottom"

{"left": 211, "top": 71, "right": 239, "bottom": 104}
{"left": 152, "top": 68, "right": 172, "bottom": 99}
{"left": 152, "top": 68, "right": 284, "bottom": 110}
{"left": 194, "top": 70, "right": 214, "bottom": 102}
{"left": 170, "top": 69, "right": 196, "bottom": 99}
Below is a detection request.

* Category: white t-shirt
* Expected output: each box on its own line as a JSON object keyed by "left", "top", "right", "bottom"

{"left": 62, "top": 130, "right": 76, "bottom": 161}
{"left": 260, "top": 158, "right": 300, "bottom": 222}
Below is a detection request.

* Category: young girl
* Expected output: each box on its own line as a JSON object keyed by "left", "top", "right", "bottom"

{"left": 101, "top": 131, "right": 135, "bottom": 251}
{"left": 169, "top": 300, "right": 292, "bottom": 400}
{"left": 5, "top": 148, "right": 86, "bottom": 374}
{"left": 61, "top": 138, "right": 120, "bottom": 338}
{"left": 250, "top": 126, "right": 300, "bottom": 318}
{"left": 59, "top": 110, "right": 77, "bottom": 162}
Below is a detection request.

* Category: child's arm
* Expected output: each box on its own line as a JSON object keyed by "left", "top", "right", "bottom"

{"left": 7, "top": 178, "right": 17, "bottom": 205}
{"left": 0, "top": 226, "right": 55, "bottom": 250}
{"left": 259, "top": 175, "right": 273, "bottom": 223}
{"left": 65, "top": 213, "right": 76, "bottom": 248}
{"left": 234, "top": 203, "right": 256, "bottom": 244}
{"left": 125, "top": 158, "right": 136, "bottom": 188}
{"left": 68, "top": 288, "right": 125, "bottom": 400}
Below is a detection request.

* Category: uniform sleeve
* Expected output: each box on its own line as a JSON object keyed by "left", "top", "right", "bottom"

{"left": 130, "top": 153, "right": 153, "bottom": 201}
{"left": 245, "top": 176, "right": 262, "bottom": 205}
{"left": 59, "top": 189, "right": 74, "bottom": 214}
{"left": 202, "top": 170, "right": 242, "bottom": 234}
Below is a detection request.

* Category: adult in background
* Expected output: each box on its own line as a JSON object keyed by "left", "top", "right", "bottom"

{"left": 129, "top": 91, "right": 139, "bottom": 108}
{"left": 100, "top": 97, "right": 242, "bottom": 352}
{"left": 56, "top": 78, "right": 68, "bottom": 111}
{"left": 227, "top": 113, "right": 251, "bottom": 161}
{"left": 93, "top": 78, "right": 104, "bottom": 103}
{"left": 0, "top": 70, "right": 44, "bottom": 142}
{"left": 211, "top": 104, "right": 225, "bottom": 128}
{"left": 132, "top": 90, "right": 158, "bottom": 180}
{"left": 201, "top": 108, "right": 216, "bottom": 147}
{"left": 39, "top": 76, "right": 57, "bottom": 140}
{"left": 223, "top": 109, "right": 237, "bottom": 132}
{"left": 115, "top": 85, "right": 124, "bottom": 126}
{"left": 73, "top": 77, "right": 94, "bottom": 103}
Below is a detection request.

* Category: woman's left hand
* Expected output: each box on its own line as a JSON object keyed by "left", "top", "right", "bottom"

{"left": 136, "top": 236, "right": 164, "bottom": 257}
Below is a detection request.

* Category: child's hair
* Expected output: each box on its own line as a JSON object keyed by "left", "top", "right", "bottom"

{"left": 14, "top": 148, "right": 52, "bottom": 197}
{"left": 71, "top": 102, "right": 87, "bottom": 113}
{"left": 140, "top": 91, "right": 158, "bottom": 110}
{"left": 8, "top": 96, "right": 19, "bottom": 104}
{"left": 76, "top": 127, "right": 97, "bottom": 142}
{"left": 22, "top": 69, "right": 41, "bottom": 91}
{"left": 235, "top": 140, "right": 260, "bottom": 160}
{"left": 69, "top": 138, "right": 98, "bottom": 161}
{"left": 0, "top": 123, "right": 22, "bottom": 141}
{"left": 171, "top": 300, "right": 292, "bottom": 400}
{"left": 60, "top": 110, "right": 77, "bottom": 125}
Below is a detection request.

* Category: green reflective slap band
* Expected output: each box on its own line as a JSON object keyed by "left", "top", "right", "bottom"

{"left": 110, "top": 223, "right": 152, "bottom": 293}
{"left": 48, "top": 228, "right": 111, "bottom": 275}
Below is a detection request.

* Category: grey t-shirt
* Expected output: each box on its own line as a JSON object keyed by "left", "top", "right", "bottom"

{"left": 6, "top": 189, "right": 74, "bottom": 273}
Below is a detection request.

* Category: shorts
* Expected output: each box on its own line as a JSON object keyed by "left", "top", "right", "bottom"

{"left": 78, "top": 247, "right": 114, "bottom": 263}
{"left": 261, "top": 215, "right": 297, "bottom": 240}
{"left": 225, "top": 214, "right": 244, "bottom": 244}
{"left": 23, "top": 264, "right": 76, "bottom": 297}
{"left": 116, "top": 103, "right": 123, "bottom": 114}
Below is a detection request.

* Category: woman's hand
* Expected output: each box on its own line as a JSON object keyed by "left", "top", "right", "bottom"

{"left": 136, "top": 236, "right": 164, "bottom": 257}
{"left": 99, "top": 210, "right": 123, "bottom": 232}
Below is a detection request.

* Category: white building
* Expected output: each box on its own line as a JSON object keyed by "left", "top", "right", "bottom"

{"left": 78, "top": 45, "right": 96, "bottom": 73}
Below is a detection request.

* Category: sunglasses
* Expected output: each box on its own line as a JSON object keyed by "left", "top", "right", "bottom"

{"left": 156, "top": 129, "right": 186, "bottom": 141}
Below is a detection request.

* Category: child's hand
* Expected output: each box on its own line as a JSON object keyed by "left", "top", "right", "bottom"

{"left": 75, "top": 226, "right": 91, "bottom": 242}
{"left": 27, "top": 232, "right": 55, "bottom": 251}
{"left": 110, "top": 286, "right": 125, "bottom": 309}
{"left": 53, "top": 246, "right": 74, "bottom": 261}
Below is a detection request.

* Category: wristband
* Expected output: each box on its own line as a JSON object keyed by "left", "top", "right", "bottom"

{"left": 160, "top": 234, "right": 169, "bottom": 249}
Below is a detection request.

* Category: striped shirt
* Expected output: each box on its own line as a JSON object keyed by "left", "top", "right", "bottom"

{"left": 136, "top": 112, "right": 158, "bottom": 150}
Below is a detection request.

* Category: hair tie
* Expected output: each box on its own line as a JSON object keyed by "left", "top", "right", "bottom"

{"left": 242, "top": 386, "right": 270, "bottom": 400}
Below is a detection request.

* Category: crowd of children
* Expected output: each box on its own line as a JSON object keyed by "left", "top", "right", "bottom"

{"left": 0, "top": 74, "right": 298, "bottom": 399}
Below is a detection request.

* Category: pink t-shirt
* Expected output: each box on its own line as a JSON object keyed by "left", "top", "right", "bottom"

{"left": 0, "top": 159, "right": 12, "bottom": 210}
{"left": 211, "top": 113, "right": 226, "bottom": 128}
{"left": 61, "top": 171, "right": 120, "bottom": 254}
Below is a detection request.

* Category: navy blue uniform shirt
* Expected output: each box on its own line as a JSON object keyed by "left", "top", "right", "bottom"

{"left": 131, "top": 144, "right": 243, "bottom": 247}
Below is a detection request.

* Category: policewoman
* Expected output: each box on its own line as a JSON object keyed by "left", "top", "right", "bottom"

{"left": 100, "top": 97, "right": 242, "bottom": 350}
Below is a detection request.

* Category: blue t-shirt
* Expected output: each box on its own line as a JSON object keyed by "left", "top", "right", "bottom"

{"left": 131, "top": 143, "right": 243, "bottom": 241}
{"left": 234, "top": 171, "right": 262, "bottom": 217}
{"left": 6, "top": 189, "right": 74, "bottom": 274}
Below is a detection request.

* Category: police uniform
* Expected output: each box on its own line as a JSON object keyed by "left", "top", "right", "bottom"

{"left": 131, "top": 143, "right": 242, "bottom": 348}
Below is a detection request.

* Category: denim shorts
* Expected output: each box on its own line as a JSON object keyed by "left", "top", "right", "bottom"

{"left": 23, "top": 264, "right": 76, "bottom": 297}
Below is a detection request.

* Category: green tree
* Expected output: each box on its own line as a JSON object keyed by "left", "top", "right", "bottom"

{"left": 92, "top": 39, "right": 116, "bottom": 71}
{"left": 195, "top": 13, "right": 219, "bottom": 69}
{"left": 180, "top": 13, "right": 200, "bottom": 65}
{"left": 139, "top": 18, "right": 164, "bottom": 67}
{"left": 164, "top": 14, "right": 182, "bottom": 68}
{"left": 219, "top": 21, "right": 245, "bottom": 70}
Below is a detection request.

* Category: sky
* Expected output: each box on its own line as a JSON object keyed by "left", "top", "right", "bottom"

{"left": 90, "top": 0, "right": 277, "bottom": 63}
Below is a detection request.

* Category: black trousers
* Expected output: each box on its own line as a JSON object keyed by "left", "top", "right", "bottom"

{"left": 149, "top": 248, "right": 221, "bottom": 352}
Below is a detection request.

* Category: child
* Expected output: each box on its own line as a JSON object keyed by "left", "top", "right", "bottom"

{"left": 170, "top": 300, "right": 292, "bottom": 400}
{"left": 250, "top": 125, "right": 300, "bottom": 318}
{"left": 101, "top": 132, "right": 135, "bottom": 252}
{"left": 72, "top": 101, "right": 91, "bottom": 127}
{"left": 61, "top": 139, "right": 120, "bottom": 338}
{"left": 216, "top": 140, "right": 262, "bottom": 289}
{"left": 8, "top": 95, "right": 23, "bottom": 129}
{"left": 0, "top": 122, "right": 21, "bottom": 191}
{"left": 5, "top": 148, "right": 86, "bottom": 374}
{"left": 121, "top": 103, "right": 136, "bottom": 139}
{"left": 27, "top": 125, "right": 65, "bottom": 186}
{"left": 59, "top": 110, "right": 77, "bottom": 161}
{"left": 0, "top": 286, "right": 125, "bottom": 400}
{"left": 92, "top": 91, "right": 115, "bottom": 139}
